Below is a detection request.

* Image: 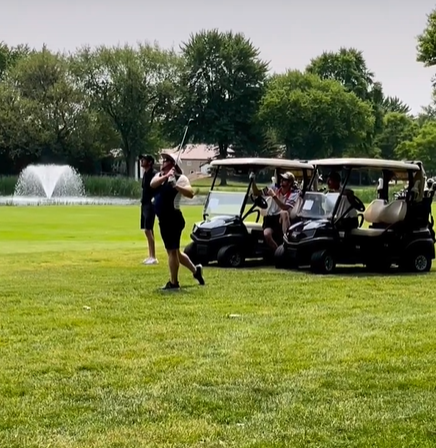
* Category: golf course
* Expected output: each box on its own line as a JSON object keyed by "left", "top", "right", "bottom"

{"left": 1, "top": 204, "right": 436, "bottom": 447}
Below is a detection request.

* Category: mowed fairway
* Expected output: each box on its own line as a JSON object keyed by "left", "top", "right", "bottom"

{"left": 1, "top": 205, "right": 436, "bottom": 447}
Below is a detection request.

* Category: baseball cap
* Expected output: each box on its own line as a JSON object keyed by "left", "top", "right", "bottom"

{"left": 139, "top": 154, "right": 154, "bottom": 163}
{"left": 280, "top": 171, "right": 295, "bottom": 182}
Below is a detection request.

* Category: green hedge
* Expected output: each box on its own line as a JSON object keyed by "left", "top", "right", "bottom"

{"left": 0, "top": 176, "right": 18, "bottom": 196}
{"left": 81, "top": 176, "right": 142, "bottom": 198}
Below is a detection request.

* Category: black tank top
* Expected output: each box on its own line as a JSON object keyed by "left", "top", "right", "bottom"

{"left": 153, "top": 175, "right": 179, "bottom": 218}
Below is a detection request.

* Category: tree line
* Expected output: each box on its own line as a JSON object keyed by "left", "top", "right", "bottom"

{"left": 2, "top": 8, "right": 436, "bottom": 178}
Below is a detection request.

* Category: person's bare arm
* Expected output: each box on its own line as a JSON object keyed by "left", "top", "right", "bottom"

{"left": 175, "top": 175, "right": 194, "bottom": 198}
{"left": 267, "top": 188, "right": 293, "bottom": 211}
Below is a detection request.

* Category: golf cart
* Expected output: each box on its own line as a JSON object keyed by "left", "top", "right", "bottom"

{"left": 275, "top": 157, "right": 436, "bottom": 274}
{"left": 183, "top": 157, "right": 314, "bottom": 267}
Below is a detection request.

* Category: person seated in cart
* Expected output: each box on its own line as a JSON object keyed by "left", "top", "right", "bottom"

{"left": 250, "top": 170, "right": 300, "bottom": 251}
{"left": 324, "top": 171, "right": 359, "bottom": 230}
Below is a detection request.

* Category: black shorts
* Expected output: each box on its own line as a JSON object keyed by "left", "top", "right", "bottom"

{"left": 158, "top": 210, "right": 186, "bottom": 250}
{"left": 140, "top": 204, "right": 155, "bottom": 230}
{"left": 263, "top": 214, "right": 282, "bottom": 234}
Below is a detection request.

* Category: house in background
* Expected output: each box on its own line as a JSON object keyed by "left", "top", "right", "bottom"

{"left": 160, "top": 144, "right": 235, "bottom": 175}
{"left": 134, "top": 144, "right": 235, "bottom": 180}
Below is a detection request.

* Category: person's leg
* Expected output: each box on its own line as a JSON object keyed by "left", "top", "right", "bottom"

{"left": 178, "top": 251, "right": 205, "bottom": 285}
{"left": 263, "top": 227, "right": 278, "bottom": 250}
{"left": 145, "top": 229, "right": 156, "bottom": 258}
{"left": 279, "top": 210, "right": 290, "bottom": 234}
{"left": 174, "top": 211, "right": 205, "bottom": 285}
{"left": 144, "top": 206, "right": 157, "bottom": 262}
{"left": 179, "top": 251, "right": 196, "bottom": 273}
{"left": 167, "top": 249, "right": 180, "bottom": 284}
{"left": 140, "top": 206, "right": 147, "bottom": 261}
{"left": 174, "top": 212, "right": 194, "bottom": 273}
{"left": 159, "top": 222, "right": 180, "bottom": 289}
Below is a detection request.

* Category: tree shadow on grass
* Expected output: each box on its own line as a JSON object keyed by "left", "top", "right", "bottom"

{"left": 277, "top": 265, "right": 434, "bottom": 278}
{"left": 188, "top": 259, "right": 435, "bottom": 277}
{"left": 204, "top": 259, "right": 275, "bottom": 271}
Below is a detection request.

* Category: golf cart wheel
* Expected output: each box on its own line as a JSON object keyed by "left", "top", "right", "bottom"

{"left": 310, "top": 250, "right": 336, "bottom": 274}
{"left": 401, "top": 252, "right": 432, "bottom": 273}
{"left": 217, "top": 245, "right": 244, "bottom": 268}
{"left": 184, "top": 242, "right": 208, "bottom": 266}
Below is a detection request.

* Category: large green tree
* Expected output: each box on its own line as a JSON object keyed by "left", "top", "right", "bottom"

{"left": 417, "top": 8, "right": 436, "bottom": 70}
{"left": 258, "top": 70, "right": 375, "bottom": 159}
{"left": 306, "top": 47, "right": 384, "bottom": 146}
{"left": 306, "top": 47, "right": 374, "bottom": 101}
{"left": 0, "top": 42, "right": 31, "bottom": 81}
{"left": 72, "top": 43, "right": 179, "bottom": 176}
{"left": 171, "top": 29, "right": 269, "bottom": 181}
{"left": 374, "top": 112, "right": 419, "bottom": 159}
{"left": 395, "top": 121, "right": 436, "bottom": 173}
{"left": 0, "top": 83, "right": 40, "bottom": 160}
{"left": 1, "top": 48, "right": 98, "bottom": 160}
{"left": 409, "top": 6, "right": 436, "bottom": 172}
{"left": 381, "top": 96, "right": 411, "bottom": 115}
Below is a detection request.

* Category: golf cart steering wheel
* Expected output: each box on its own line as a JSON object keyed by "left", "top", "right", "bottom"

{"left": 348, "top": 194, "right": 365, "bottom": 212}
{"left": 250, "top": 194, "right": 268, "bottom": 209}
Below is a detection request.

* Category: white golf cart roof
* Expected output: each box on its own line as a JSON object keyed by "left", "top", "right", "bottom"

{"left": 309, "top": 157, "right": 422, "bottom": 172}
{"left": 210, "top": 157, "right": 313, "bottom": 170}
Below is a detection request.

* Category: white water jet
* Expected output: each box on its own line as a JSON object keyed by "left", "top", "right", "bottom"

{"left": 14, "top": 164, "right": 85, "bottom": 199}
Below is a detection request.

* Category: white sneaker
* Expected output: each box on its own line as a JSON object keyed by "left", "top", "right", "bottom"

{"left": 143, "top": 257, "right": 158, "bottom": 265}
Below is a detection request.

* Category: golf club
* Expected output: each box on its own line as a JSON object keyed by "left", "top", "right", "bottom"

{"left": 174, "top": 117, "right": 195, "bottom": 168}
{"left": 167, "top": 117, "right": 196, "bottom": 186}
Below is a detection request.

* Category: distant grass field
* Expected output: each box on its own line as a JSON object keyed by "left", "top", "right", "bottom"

{"left": 1, "top": 205, "right": 436, "bottom": 447}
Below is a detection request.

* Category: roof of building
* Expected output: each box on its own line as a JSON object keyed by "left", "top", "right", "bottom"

{"left": 160, "top": 144, "right": 234, "bottom": 161}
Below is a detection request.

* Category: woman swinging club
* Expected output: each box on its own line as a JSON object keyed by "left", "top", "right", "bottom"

{"left": 150, "top": 152, "right": 205, "bottom": 290}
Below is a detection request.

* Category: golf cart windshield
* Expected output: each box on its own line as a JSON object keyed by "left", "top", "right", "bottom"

{"left": 299, "top": 191, "right": 341, "bottom": 219}
{"left": 204, "top": 191, "right": 249, "bottom": 217}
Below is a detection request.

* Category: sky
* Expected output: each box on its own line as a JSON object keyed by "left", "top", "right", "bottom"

{"left": 2, "top": 0, "right": 436, "bottom": 114}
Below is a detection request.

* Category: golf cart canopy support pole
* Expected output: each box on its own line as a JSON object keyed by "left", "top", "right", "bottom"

{"left": 240, "top": 178, "right": 254, "bottom": 218}
{"left": 203, "top": 165, "right": 220, "bottom": 220}
{"left": 302, "top": 169, "right": 310, "bottom": 193}
{"left": 330, "top": 166, "right": 352, "bottom": 223}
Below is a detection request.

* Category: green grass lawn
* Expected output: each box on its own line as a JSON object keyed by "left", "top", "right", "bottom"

{"left": 1, "top": 205, "right": 436, "bottom": 447}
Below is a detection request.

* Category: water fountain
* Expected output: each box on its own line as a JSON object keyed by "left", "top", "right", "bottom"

{"left": 14, "top": 164, "right": 85, "bottom": 199}
{"left": 0, "top": 163, "right": 204, "bottom": 206}
{"left": 0, "top": 163, "right": 135, "bottom": 206}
